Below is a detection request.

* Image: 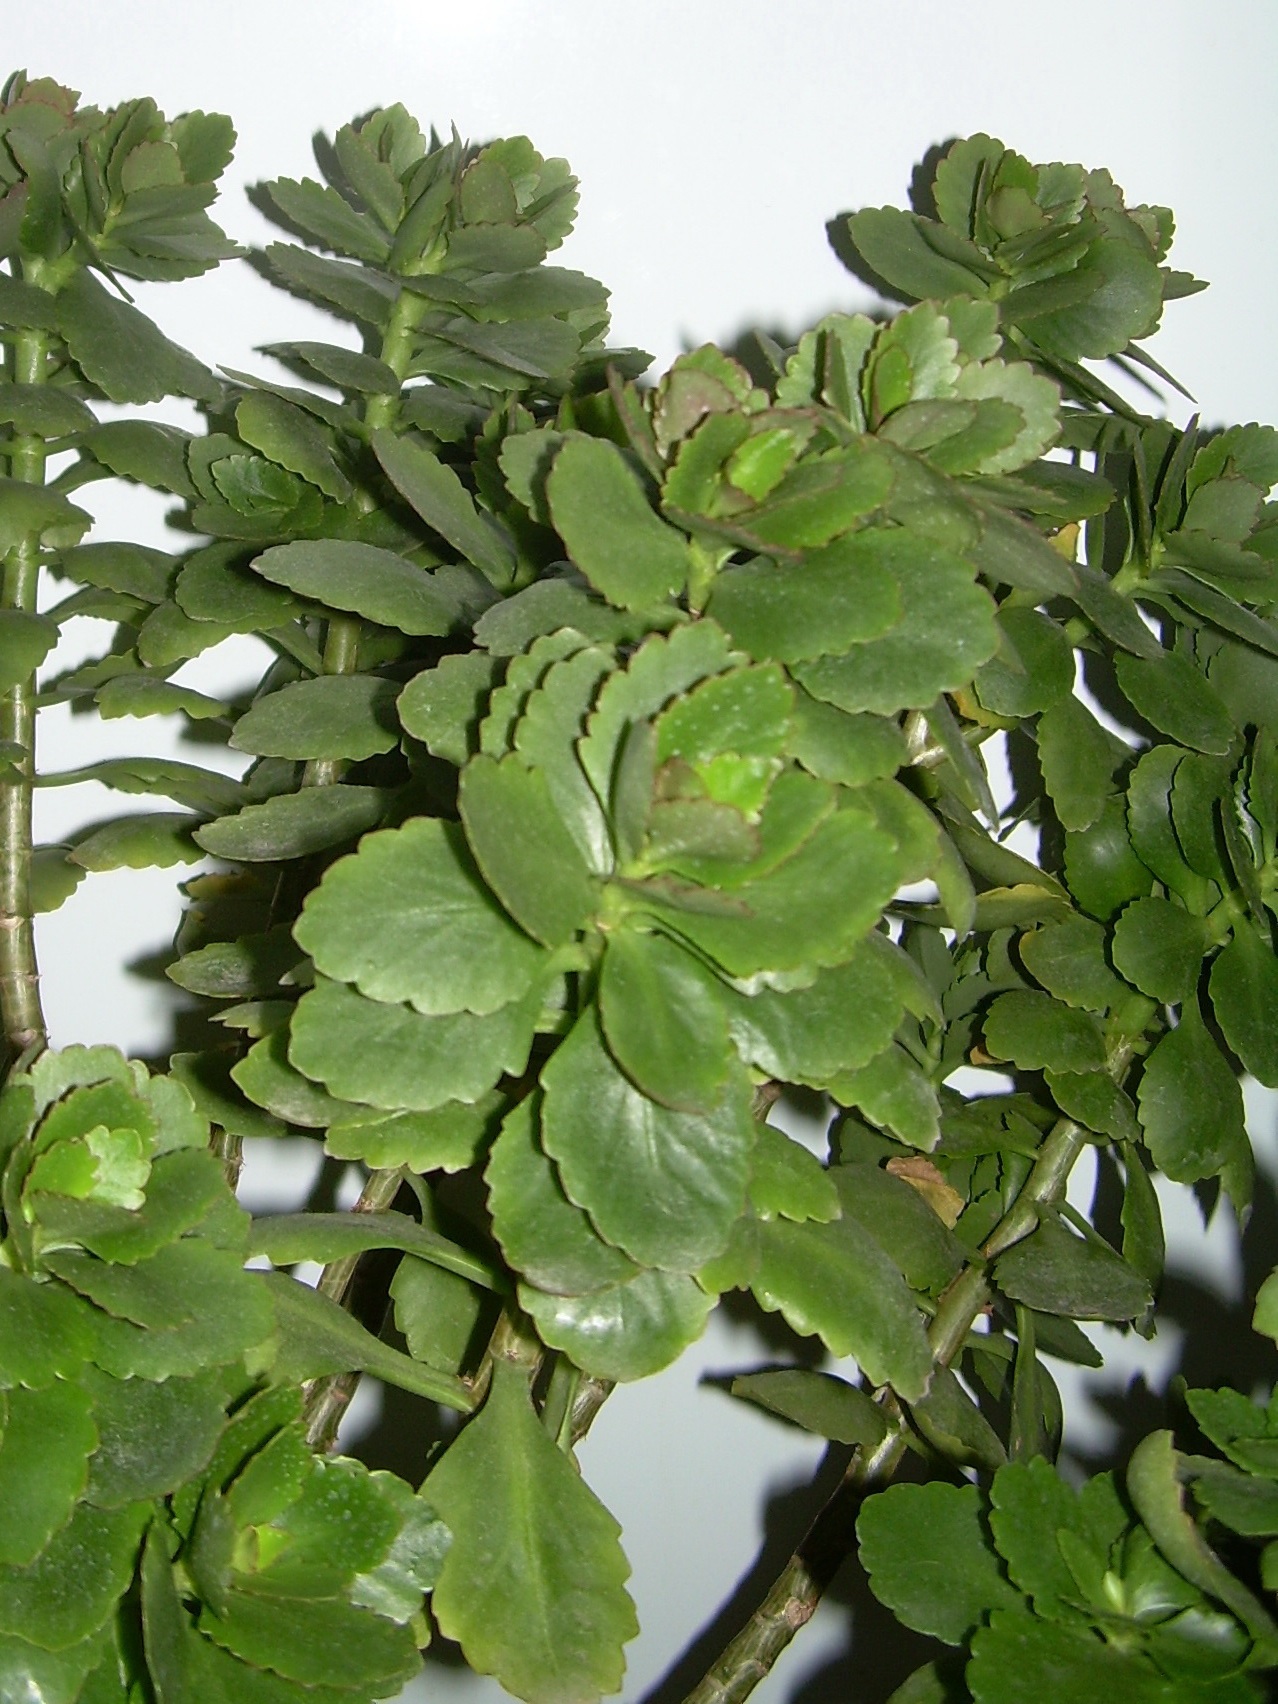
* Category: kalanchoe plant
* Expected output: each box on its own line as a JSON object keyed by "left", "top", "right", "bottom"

{"left": 0, "top": 69, "right": 1274, "bottom": 1704}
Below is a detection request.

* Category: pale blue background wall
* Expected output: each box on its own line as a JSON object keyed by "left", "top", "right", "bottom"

{"left": 4, "top": 5, "right": 1276, "bottom": 1700}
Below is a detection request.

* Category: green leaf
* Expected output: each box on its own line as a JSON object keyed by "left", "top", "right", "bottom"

{"left": 294, "top": 817, "right": 545, "bottom": 1015}
{"left": 458, "top": 753, "right": 600, "bottom": 946}
{"left": 260, "top": 1271, "right": 472, "bottom": 1413}
{"left": 0, "top": 481, "right": 91, "bottom": 553}
{"left": 521, "top": 1268, "right": 713, "bottom": 1381}
{"left": 33, "top": 1148, "right": 232, "bottom": 1265}
{"left": 1045, "top": 1070, "right": 1139, "bottom": 1142}
{"left": 289, "top": 975, "right": 543, "bottom": 1112}
{"left": 0, "top": 1265, "right": 94, "bottom": 1387}
{"left": 371, "top": 429, "right": 515, "bottom": 587}
{"left": 1036, "top": 695, "right": 1125, "bottom": 831}
{"left": 0, "top": 1629, "right": 108, "bottom": 1704}
{"left": 857, "top": 1481, "right": 1019, "bottom": 1645}
{"left": 1113, "top": 650, "right": 1236, "bottom": 755}
{"left": 199, "top": 1588, "right": 420, "bottom": 1693}
{"left": 705, "top": 539, "right": 900, "bottom": 662}
{"left": 541, "top": 1006, "right": 753, "bottom": 1272}
{"left": 487, "top": 1095, "right": 638, "bottom": 1295}
{"left": 910, "top": 1365, "right": 1007, "bottom": 1471}
{"left": 251, "top": 1210, "right": 498, "bottom": 1290}
{"left": 80, "top": 418, "right": 196, "bottom": 497}
{"left": 1064, "top": 797, "right": 1153, "bottom": 920}
{"left": 0, "top": 1379, "right": 96, "bottom": 1565}
{"left": 1137, "top": 1002, "right": 1246, "bottom": 1183}
{"left": 748, "top": 1120, "right": 840, "bottom": 1224}
{"left": 95, "top": 675, "right": 230, "bottom": 722}
{"left": 1019, "top": 915, "right": 1125, "bottom": 1012}
{"left": 1209, "top": 926, "right": 1278, "bottom": 1087}
{"left": 325, "top": 1098, "right": 494, "bottom": 1173}
{"left": 69, "top": 811, "right": 202, "bottom": 872}
{"left": 842, "top": 207, "right": 990, "bottom": 302}
{"left": 194, "top": 785, "right": 387, "bottom": 862}
{"left": 994, "top": 1214, "right": 1154, "bottom": 1320}
{"left": 733, "top": 1213, "right": 933, "bottom": 1398}
{"left": 232, "top": 1027, "right": 361, "bottom": 1128}
{"left": 55, "top": 541, "right": 175, "bottom": 602}
{"left": 250, "top": 540, "right": 456, "bottom": 636}
{"left": 833, "top": 1162, "right": 966, "bottom": 1295}
{"left": 0, "top": 1499, "right": 149, "bottom": 1650}
{"left": 84, "top": 1365, "right": 226, "bottom": 1507}
{"left": 729, "top": 1368, "right": 889, "bottom": 1447}
{"left": 794, "top": 531, "right": 997, "bottom": 716}
{"left": 398, "top": 652, "right": 503, "bottom": 766}
{"left": 973, "top": 607, "right": 1075, "bottom": 719}
{"left": 236, "top": 390, "right": 350, "bottom": 500}
{"left": 644, "top": 806, "right": 903, "bottom": 978}
{"left": 262, "top": 339, "right": 399, "bottom": 393}
{"left": 788, "top": 694, "right": 908, "bottom": 787}
{"left": 0, "top": 610, "right": 58, "bottom": 691}
{"left": 229, "top": 674, "right": 400, "bottom": 760}
{"left": 599, "top": 927, "right": 731, "bottom": 1111}
{"left": 56, "top": 269, "right": 217, "bottom": 403}
{"left": 983, "top": 990, "right": 1105, "bottom": 1073}
{"left": 166, "top": 926, "right": 301, "bottom": 1000}
{"left": 547, "top": 435, "right": 688, "bottom": 611}
{"left": 425, "top": 1359, "right": 637, "bottom": 1704}
{"left": 1112, "top": 896, "right": 1210, "bottom": 1004}
{"left": 829, "top": 1043, "right": 941, "bottom": 1150}
{"left": 969, "top": 1611, "right": 1180, "bottom": 1704}
{"left": 264, "top": 241, "right": 396, "bottom": 327}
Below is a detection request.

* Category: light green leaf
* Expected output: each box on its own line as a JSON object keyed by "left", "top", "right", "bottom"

{"left": 289, "top": 975, "right": 543, "bottom": 1112}
{"left": 547, "top": 435, "right": 688, "bottom": 611}
{"left": 1137, "top": 1002, "right": 1246, "bottom": 1183}
{"left": 70, "top": 812, "right": 202, "bottom": 872}
{"left": 748, "top": 1120, "right": 839, "bottom": 1224}
{"left": 326, "top": 1098, "right": 495, "bottom": 1173}
{"left": 229, "top": 675, "right": 400, "bottom": 760}
{"left": 458, "top": 753, "right": 600, "bottom": 946}
{"left": 521, "top": 1268, "right": 713, "bottom": 1381}
{"left": 250, "top": 540, "right": 456, "bottom": 636}
{"left": 857, "top": 1481, "right": 1019, "bottom": 1645}
{"left": 30, "top": 846, "right": 86, "bottom": 914}
{"left": 425, "top": 1359, "right": 637, "bottom": 1704}
{"left": 541, "top": 1006, "right": 753, "bottom": 1272}
{"left": 599, "top": 928, "right": 732, "bottom": 1111}
{"left": 1209, "top": 926, "right": 1278, "bottom": 1087}
{"left": 194, "top": 785, "right": 386, "bottom": 862}
{"left": 294, "top": 817, "right": 545, "bottom": 1016}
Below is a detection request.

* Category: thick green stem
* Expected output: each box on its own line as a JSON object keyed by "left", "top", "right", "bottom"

{"left": 677, "top": 1115, "right": 1092, "bottom": 1704}
{"left": 0, "top": 322, "right": 51, "bottom": 1069}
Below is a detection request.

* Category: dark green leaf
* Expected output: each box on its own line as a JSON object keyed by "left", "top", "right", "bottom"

{"left": 541, "top": 1006, "right": 753, "bottom": 1272}
{"left": 705, "top": 540, "right": 900, "bottom": 662}
{"left": 1114, "top": 650, "right": 1235, "bottom": 754}
{"left": 0, "top": 1500, "right": 149, "bottom": 1650}
{"left": 1209, "top": 926, "right": 1278, "bottom": 1086}
{"left": 1019, "top": 915, "right": 1124, "bottom": 1012}
{"left": 371, "top": 430, "right": 515, "bottom": 587}
{"left": 857, "top": 1481, "right": 1018, "bottom": 1645}
{"left": 84, "top": 1366, "right": 226, "bottom": 1507}
{"left": 730, "top": 1368, "right": 889, "bottom": 1447}
{"left": 251, "top": 1209, "right": 498, "bottom": 1290}
{"left": 788, "top": 694, "right": 908, "bottom": 787}
{"left": 1112, "top": 896, "right": 1210, "bottom": 1004}
{"left": 294, "top": 817, "right": 545, "bottom": 1016}
{"left": 969, "top": 1610, "right": 1179, "bottom": 1704}
{"left": 1037, "top": 694, "right": 1125, "bottom": 831}
{"left": 458, "top": 753, "right": 600, "bottom": 946}
{"left": 56, "top": 269, "right": 217, "bottom": 403}
{"left": 199, "top": 1588, "right": 419, "bottom": 1692}
{"left": 398, "top": 652, "right": 502, "bottom": 766}
{"left": 833, "top": 1162, "right": 966, "bottom": 1294}
{"left": 547, "top": 435, "right": 688, "bottom": 611}
{"left": 0, "top": 1379, "right": 96, "bottom": 1565}
{"left": 1064, "top": 797, "right": 1153, "bottom": 920}
{"left": 251, "top": 539, "right": 455, "bottom": 635}
{"left": 599, "top": 927, "right": 731, "bottom": 1111}
{"left": 425, "top": 1359, "right": 637, "bottom": 1704}
{"left": 1138, "top": 1002, "right": 1247, "bottom": 1183}
{"left": 994, "top": 1214, "right": 1154, "bottom": 1320}
{"left": 910, "top": 1365, "right": 1007, "bottom": 1471}
{"left": 983, "top": 990, "right": 1105, "bottom": 1073}
{"left": 194, "top": 785, "right": 387, "bottom": 862}
{"left": 229, "top": 675, "right": 400, "bottom": 760}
